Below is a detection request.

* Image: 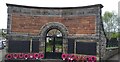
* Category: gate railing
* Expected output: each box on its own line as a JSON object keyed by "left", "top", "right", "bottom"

{"left": 106, "top": 38, "right": 118, "bottom": 47}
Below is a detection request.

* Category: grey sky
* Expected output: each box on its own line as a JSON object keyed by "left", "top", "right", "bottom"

{"left": 0, "top": 0, "right": 120, "bottom": 29}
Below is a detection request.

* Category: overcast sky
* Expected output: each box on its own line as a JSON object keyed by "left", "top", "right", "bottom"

{"left": 0, "top": 0, "right": 120, "bottom": 29}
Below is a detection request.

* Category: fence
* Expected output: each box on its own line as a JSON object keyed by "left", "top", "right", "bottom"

{"left": 106, "top": 38, "right": 118, "bottom": 47}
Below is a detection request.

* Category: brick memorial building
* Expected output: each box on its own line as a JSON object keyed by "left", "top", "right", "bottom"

{"left": 5, "top": 4, "right": 106, "bottom": 61}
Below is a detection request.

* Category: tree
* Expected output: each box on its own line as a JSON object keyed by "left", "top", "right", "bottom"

{"left": 1, "top": 29, "right": 7, "bottom": 39}
{"left": 103, "top": 11, "right": 113, "bottom": 23}
{"left": 102, "top": 11, "right": 118, "bottom": 39}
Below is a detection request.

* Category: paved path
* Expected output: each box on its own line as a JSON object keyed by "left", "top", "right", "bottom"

{"left": 108, "top": 53, "right": 120, "bottom": 62}
{"left": 0, "top": 50, "right": 2, "bottom": 61}
{"left": 0, "top": 48, "right": 6, "bottom": 62}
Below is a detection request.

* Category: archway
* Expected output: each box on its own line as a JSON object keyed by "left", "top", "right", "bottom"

{"left": 45, "top": 29, "right": 63, "bottom": 59}
{"left": 40, "top": 22, "right": 68, "bottom": 59}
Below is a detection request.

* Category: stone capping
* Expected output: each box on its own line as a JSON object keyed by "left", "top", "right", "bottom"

{"left": 7, "top": 3, "right": 103, "bottom": 16}
{"left": 68, "top": 34, "right": 99, "bottom": 40}
{"left": 6, "top": 3, "right": 103, "bottom": 9}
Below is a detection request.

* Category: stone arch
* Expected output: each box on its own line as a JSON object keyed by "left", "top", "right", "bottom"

{"left": 40, "top": 22, "right": 68, "bottom": 38}
{"left": 39, "top": 22, "right": 68, "bottom": 53}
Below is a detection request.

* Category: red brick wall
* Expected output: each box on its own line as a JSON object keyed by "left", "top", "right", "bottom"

{"left": 11, "top": 14, "right": 96, "bottom": 35}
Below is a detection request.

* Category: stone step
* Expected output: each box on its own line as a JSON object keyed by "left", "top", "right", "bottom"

{"left": 41, "top": 59, "right": 64, "bottom": 62}
{"left": 5, "top": 59, "right": 64, "bottom": 62}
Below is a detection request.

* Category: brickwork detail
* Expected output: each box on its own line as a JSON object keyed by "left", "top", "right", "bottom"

{"left": 11, "top": 14, "right": 96, "bottom": 35}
